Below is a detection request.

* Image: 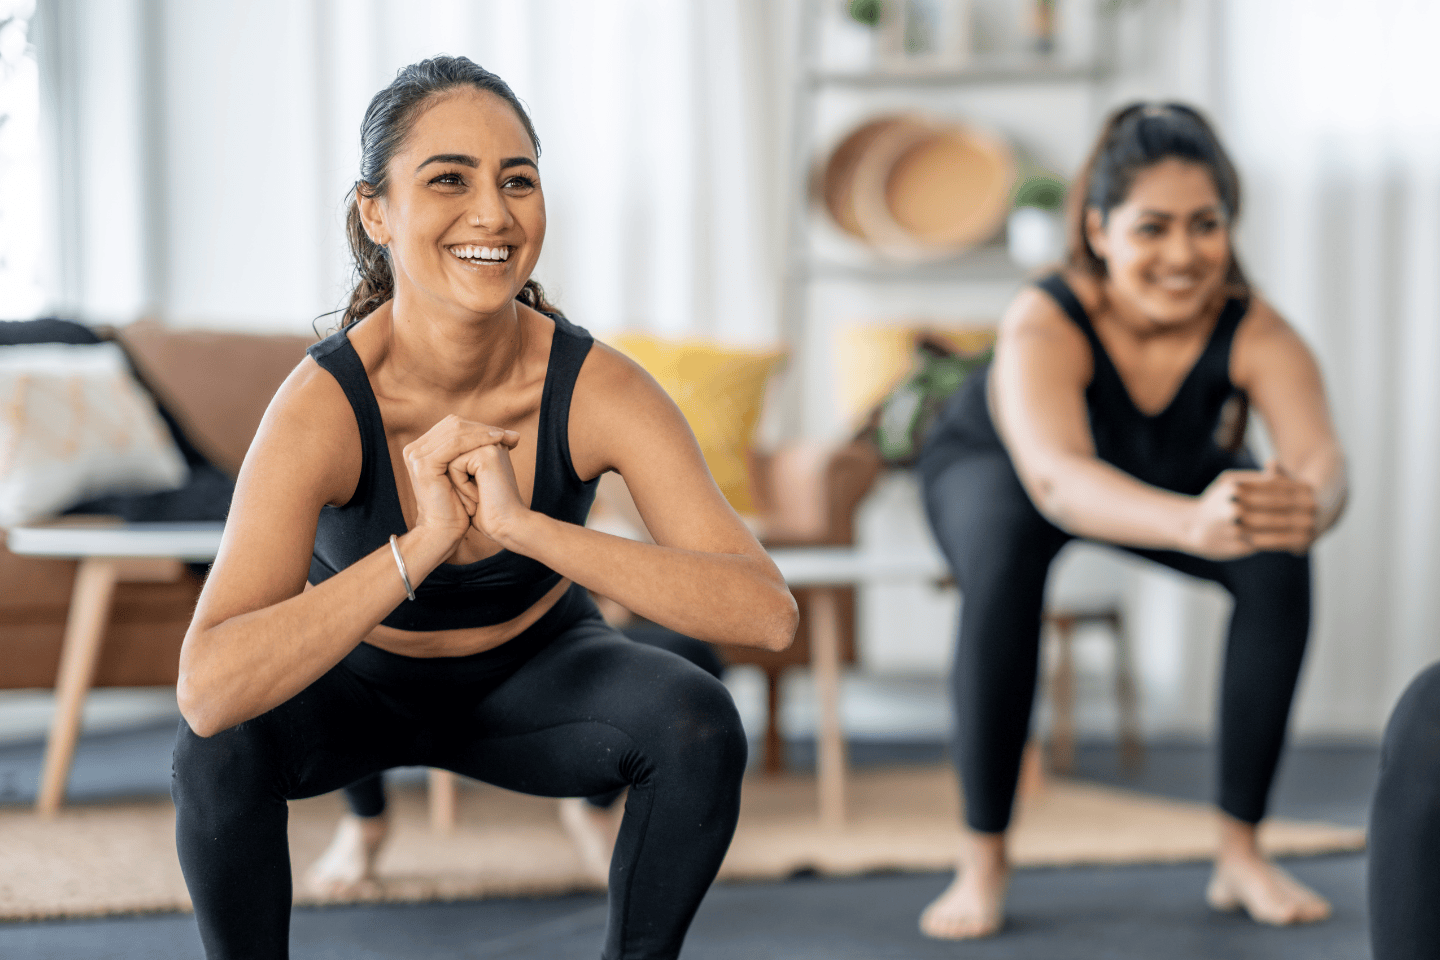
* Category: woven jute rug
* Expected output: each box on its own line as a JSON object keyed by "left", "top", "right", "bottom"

{"left": 0, "top": 766, "right": 1365, "bottom": 920}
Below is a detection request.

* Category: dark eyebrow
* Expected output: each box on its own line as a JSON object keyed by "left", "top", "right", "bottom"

{"left": 1137, "top": 203, "right": 1223, "bottom": 220}
{"left": 416, "top": 153, "right": 478, "bottom": 173}
{"left": 414, "top": 154, "right": 538, "bottom": 174}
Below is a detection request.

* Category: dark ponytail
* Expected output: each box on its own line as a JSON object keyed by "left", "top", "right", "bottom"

{"left": 343, "top": 195, "right": 393, "bottom": 328}
{"left": 1065, "top": 102, "right": 1248, "bottom": 291}
{"left": 340, "top": 55, "right": 561, "bottom": 329}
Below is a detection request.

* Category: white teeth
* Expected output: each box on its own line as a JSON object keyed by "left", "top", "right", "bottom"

{"left": 451, "top": 244, "right": 509, "bottom": 262}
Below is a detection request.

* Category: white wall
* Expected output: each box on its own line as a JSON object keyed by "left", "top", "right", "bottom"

{"left": 40, "top": 0, "right": 788, "bottom": 340}
{"left": 1224, "top": 0, "right": 1440, "bottom": 735}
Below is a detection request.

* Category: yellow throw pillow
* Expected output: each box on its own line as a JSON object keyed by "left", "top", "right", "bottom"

{"left": 608, "top": 333, "right": 785, "bottom": 516}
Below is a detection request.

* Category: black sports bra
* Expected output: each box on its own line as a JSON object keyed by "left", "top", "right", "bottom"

{"left": 306, "top": 313, "right": 599, "bottom": 630}
{"left": 1036, "top": 272, "right": 1251, "bottom": 495}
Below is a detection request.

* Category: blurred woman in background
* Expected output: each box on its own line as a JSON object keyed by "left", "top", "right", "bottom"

{"left": 918, "top": 102, "right": 1346, "bottom": 939}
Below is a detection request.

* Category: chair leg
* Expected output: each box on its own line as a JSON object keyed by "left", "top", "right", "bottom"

{"left": 809, "top": 586, "right": 847, "bottom": 829}
{"left": 428, "top": 768, "right": 457, "bottom": 832}
{"left": 764, "top": 669, "right": 784, "bottom": 775}
{"left": 1110, "top": 612, "right": 1144, "bottom": 771}
{"left": 1049, "top": 616, "right": 1077, "bottom": 775}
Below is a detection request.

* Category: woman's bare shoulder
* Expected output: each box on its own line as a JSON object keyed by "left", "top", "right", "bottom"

{"left": 241, "top": 353, "right": 362, "bottom": 508}
{"left": 999, "top": 273, "right": 1092, "bottom": 356}
{"left": 567, "top": 338, "right": 691, "bottom": 480}
{"left": 1234, "top": 291, "right": 1289, "bottom": 335}
{"left": 573, "top": 338, "right": 651, "bottom": 396}
{"left": 1230, "top": 293, "right": 1320, "bottom": 388}
{"left": 568, "top": 340, "right": 667, "bottom": 433}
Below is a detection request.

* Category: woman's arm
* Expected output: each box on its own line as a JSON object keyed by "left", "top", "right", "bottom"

{"left": 991, "top": 287, "right": 1258, "bottom": 557}
{"left": 1231, "top": 298, "right": 1348, "bottom": 540}
{"left": 175, "top": 364, "right": 497, "bottom": 737}
{"left": 458, "top": 344, "right": 798, "bottom": 651}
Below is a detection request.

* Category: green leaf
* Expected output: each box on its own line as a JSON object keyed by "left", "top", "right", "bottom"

{"left": 848, "top": 0, "right": 884, "bottom": 28}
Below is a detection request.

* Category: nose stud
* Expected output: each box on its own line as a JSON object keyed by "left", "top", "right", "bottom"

{"left": 470, "top": 215, "right": 481, "bottom": 227}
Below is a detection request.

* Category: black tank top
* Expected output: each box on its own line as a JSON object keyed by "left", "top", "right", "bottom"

{"left": 1036, "top": 273, "right": 1250, "bottom": 495}
{"left": 306, "top": 313, "right": 599, "bottom": 630}
{"left": 922, "top": 273, "right": 1251, "bottom": 496}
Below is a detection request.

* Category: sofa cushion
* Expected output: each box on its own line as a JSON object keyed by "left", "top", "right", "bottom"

{"left": 0, "top": 340, "right": 189, "bottom": 526}
{"left": 606, "top": 333, "right": 785, "bottom": 516}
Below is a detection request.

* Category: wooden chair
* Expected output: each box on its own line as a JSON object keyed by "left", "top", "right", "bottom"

{"left": 716, "top": 441, "right": 882, "bottom": 774}
{"left": 1043, "top": 606, "right": 1144, "bottom": 774}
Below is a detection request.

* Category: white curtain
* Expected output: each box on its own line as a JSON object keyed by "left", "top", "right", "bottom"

{"left": 38, "top": 0, "right": 788, "bottom": 345}
{"left": 1225, "top": 0, "right": 1440, "bottom": 733}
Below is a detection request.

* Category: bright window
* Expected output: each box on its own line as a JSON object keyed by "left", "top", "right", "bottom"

{"left": 0, "top": 2, "right": 43, "bottom": 318}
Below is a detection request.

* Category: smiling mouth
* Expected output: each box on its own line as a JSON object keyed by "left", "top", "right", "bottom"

{"left": 1152, "top": 274, "right": 1200, "bottom": 292}
{"left": 449, "top": 244, "right": 511, "bottom": 265}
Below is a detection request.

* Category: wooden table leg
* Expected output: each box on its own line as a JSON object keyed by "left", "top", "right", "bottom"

{"left": 429, "top": 768, "right": 457, "bottom": 832}
{"left": 37, "top": 558, "right": 119, "bottom": 817}
{"left": 1049, "top": 615, "right": 1077, "bottom": 774}
{"left": 809, "top": 586, "right": 847, "bottom": 829}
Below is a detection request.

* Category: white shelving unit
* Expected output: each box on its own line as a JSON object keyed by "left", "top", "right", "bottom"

{"left": 781, "top": 1, "right": 1122, "bottom": 677}
{"left": 780, "top": 0, "right": 1120, "bottom": 367}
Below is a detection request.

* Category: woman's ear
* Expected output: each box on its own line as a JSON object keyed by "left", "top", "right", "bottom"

{"left": 356, "top": 186, "right": 391, "bottom": 247}
{"left": 1084, "top": 206, "right": 1108, "bottom": 263}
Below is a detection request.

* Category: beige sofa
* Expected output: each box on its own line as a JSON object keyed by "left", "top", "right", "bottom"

{"left": 0, "top": 321, "right": 315, "bottom": 689}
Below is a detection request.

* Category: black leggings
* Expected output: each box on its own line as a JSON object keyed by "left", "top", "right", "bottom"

{"left": 1369, "top": 661, "right": 1440, "bottom": 960}
{"left": 171, "top": 585, "right": 747, "bottom": 960}
{"left": 340, "top": 625, "right": 728, "bottom": 817}
{"left": 920, "top": 446, "right": 1311, "bottom": 833}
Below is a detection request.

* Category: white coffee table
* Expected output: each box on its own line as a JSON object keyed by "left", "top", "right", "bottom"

{"left": 766, "top": 545, "right": 949, "bottom": 828}
{"left": 6, "top": 519, "right": 224, "bottom": 816}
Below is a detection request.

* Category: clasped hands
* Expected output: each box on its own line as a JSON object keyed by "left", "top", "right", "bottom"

{"left": 1189, "top": 459, "right": 1319, "bottom": 559}
{"left": 401, "top": 414, "right": 529, "bottom": 550}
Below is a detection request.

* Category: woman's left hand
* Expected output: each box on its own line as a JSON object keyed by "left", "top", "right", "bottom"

{"left": 1234, "top": 460, "right": 1320, "bottom": 555}
{"left": 450, "top": 438, "right": 530, "bottom": 546}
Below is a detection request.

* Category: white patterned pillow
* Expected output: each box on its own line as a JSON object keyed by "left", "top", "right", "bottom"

{"left": 0, "top": 342, "right": 187, "bottom": 527}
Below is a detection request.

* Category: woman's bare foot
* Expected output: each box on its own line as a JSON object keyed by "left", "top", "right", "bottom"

{"left": 1207, "top": 815, "right": 1331, "bottom": 925}
{"left": 302, "top": 813, "right": 389, "bottom": 897}
{"left": 919, "top": 830, "right": 1009, "bottom": 939}
{"left": 559, "top": 797, "right": 621, "bottom": 884}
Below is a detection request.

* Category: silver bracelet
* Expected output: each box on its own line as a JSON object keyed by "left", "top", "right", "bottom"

{"left": 388, "top": 534, "right": 416, "bottom": 601}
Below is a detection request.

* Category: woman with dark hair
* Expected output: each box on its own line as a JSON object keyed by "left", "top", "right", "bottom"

{"left": 170, "top": 55, "right": 796, "bottom": 959}
{"left": 916, "top": 102, "right": 1346, "bottom": 938}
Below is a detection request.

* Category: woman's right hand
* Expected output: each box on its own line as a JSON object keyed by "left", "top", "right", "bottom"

{"left": 401, "top": 414, "right": 519, "bottom": 551}
{"left": 1184, "top": 468, "right": 1266, "bottom": 560}
{"left": 1184, "top": 461, "right": 1320, "bottom": 560}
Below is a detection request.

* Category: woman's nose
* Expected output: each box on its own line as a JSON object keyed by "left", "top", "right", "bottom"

{"left": 470, "top": 183, "right": 513, "bottom": 231}
{"left": 1161, "top": 229, "right": 1198, "bottom": 267}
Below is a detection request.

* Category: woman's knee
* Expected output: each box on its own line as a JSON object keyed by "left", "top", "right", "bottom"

{"left": 172, "top": 717, "right": 283, "bottom": 812}
{"left": 647, "top": 668, "right": 748, "bottom": 782}
{"left": 1379, "top": 662, "right": 1440, "bottom": 790}
{"left": 1224, "top": 550, "right": 1311, "bottom": 604}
